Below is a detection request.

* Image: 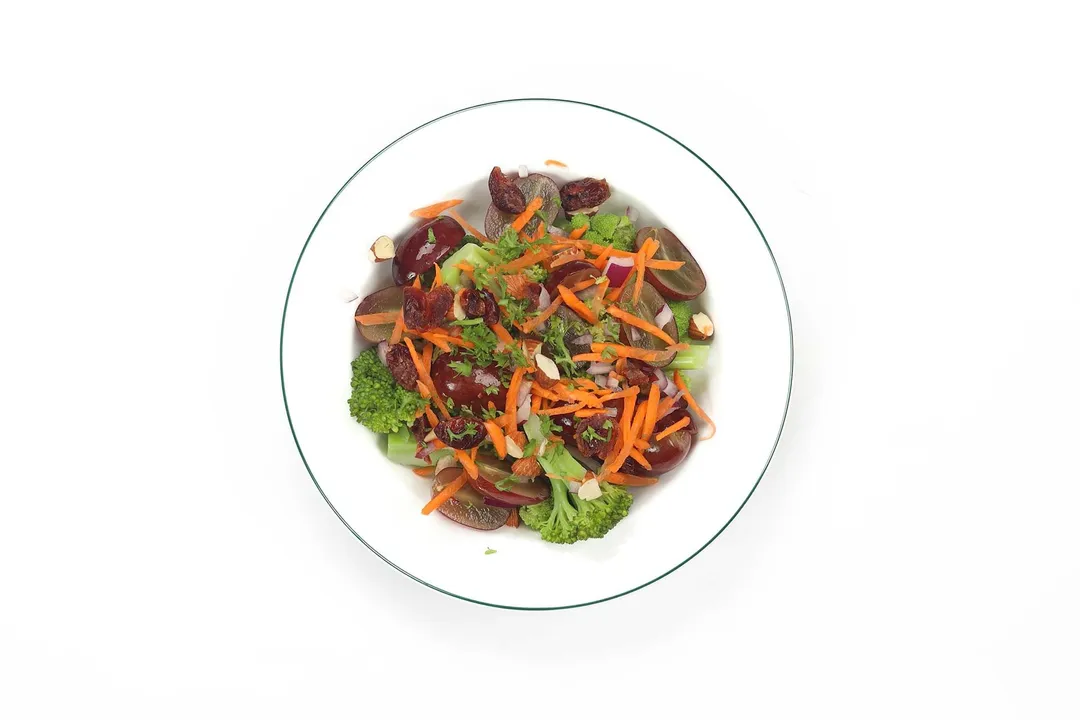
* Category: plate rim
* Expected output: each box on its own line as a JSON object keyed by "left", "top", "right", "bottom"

{"left": 279, "top": 97, "right": 794, "bottom": 611}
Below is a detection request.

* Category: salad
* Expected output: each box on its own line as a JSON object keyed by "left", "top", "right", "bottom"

{"left": 350, "top": 164, "right": 716, "bottom": 544}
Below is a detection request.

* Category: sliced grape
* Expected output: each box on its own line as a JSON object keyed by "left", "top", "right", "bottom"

{"left": 353, "top": 285, "right": 403, "bottom": 342}
{"left": 392, "top": 216, "right": 465, "bottom": 285}
{"left": 470, "top": 456, "right": 551, "bottom": 506}
{"left": 544, "top": 260, "right": 597, "bottom": 294}
{"left": 635, "top": 227, "right": 706, "bottom": 300}
{"left": 432, "top": 469, "right": 510, "bottom": 530}
{"left": 484, "top": 173, "right": 560, "bottom": 239}
{"left": 617, "top": 279, "right": 679, "bottom": 368}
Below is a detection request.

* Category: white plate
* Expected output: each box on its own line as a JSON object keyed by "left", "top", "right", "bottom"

{"left": 281, "top": 99, "right": 792, "bottom": 609}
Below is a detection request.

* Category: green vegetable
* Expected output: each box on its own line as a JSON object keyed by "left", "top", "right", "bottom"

{"left": 441, "top": 244, "right": 496, "bottom": 289}
{"left": 461, "top": 234, "right": 481, "bottom": 247}
{"left": 448, "top": 359, "right": 473, "bottom": 376}
{"left": 385, "top": 427, "right": 427, "bottom": 467}
{"left": 348, "top": 349, "right": 428, "bottom": 433}
{"left": 541, "top": 313, "right": 587, "bottom": 378}
{"left": 669, "top": 301, "right": 692, "bottom": 342}
{"left": 426, "top": 228, "right": 437, "bottom": 244}
{"left": 523, "top": 264, "right": 549, "bottom": 283}
{"left": 668, "top": 344, "right": 710, "bottom": 371}
{"left": 581, "top": 213, "right": 636, "bottom": 252}
{"left": 485, "top": 547, "right": 497, "bottom": 555}
{"left": 520, "top": 477, "right": 633, "bottom": 544}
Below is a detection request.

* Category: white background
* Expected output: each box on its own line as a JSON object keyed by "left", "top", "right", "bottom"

{"left": 2, "top": 2, "right": 1078, "bottom": 718}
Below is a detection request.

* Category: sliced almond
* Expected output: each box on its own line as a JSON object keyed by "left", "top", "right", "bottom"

{"left": 577, "top": 477, "right": 602, "bottom": 500}
{"left": 535, "top": 353, "right": 560, "bottom": 381}
{"left": 504, "top": 435, "right": 524, "bottom": 459}
{"left": 689, "top": 312, "right": 714, "bottom": 340}
{"left": 424, "top": 429, "right": 437, "bottom": 442}
{"left": 452, "top": 290, "right": 466, "bottom": 321}
{"left": 369, "top": 235, "right": 395, "bottom": 263}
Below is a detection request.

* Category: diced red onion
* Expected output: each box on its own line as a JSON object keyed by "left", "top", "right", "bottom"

{"left": 605, "top": 407, "right": 618, "bottom": 417}
{"left": 602, "top": 256, "right": 635, "bottom": 287}
{"left": 594, "top": 373, "right": 608, "bottom": 387}
{"left": 538, "top": 285, "right": 551, "bottom": 311}
{"left": 663, "top": 380, "right": 678, "bottom": 397}
{"left": 625, "top": 205, "right": 639, "bottom": 224}
{"left": 549, "top": 226, "right": 568, "bottom": 238}
{"left": 629, "top": 326, "right": 642, "bottom": 343}
{"left": 573, "top": 333, "right": 593, "bottom": 345}
{"left": 518, "top": 164, "right": 529, "bottom": 178}
{"left": 607, "top": 375, "right": 620, "bottom": 389}
{"left": 516, "top": 380, "right": 533, "bottom": 407}
{"left": 516, "top": 397, "right": 531, "bottom": 424}
{"left": 588, "top": 362, "right": 614, "bottom": 375}
{"left": 416, "top": 441, "right": 436, "bottom": 461}
{"left": 654, "top": 303, "right": 673, "bottom": 329}
{"left": 377, "top": 341, "right": 390, "bottom": 366}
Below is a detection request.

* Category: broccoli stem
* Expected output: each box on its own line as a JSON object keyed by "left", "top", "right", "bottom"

{"left": 668, "top": 342, "right": 710, "bottom": 370}
{"left": 385, "top": 428, "right": 427, "bottom": 467}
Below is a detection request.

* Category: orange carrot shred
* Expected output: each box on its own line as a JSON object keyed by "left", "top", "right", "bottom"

{"left": 410, "top": 198, "right": 463, "bottom": 219}
{"left": 597, "top": 387, "right": 639, "bottom": 403}
{"left": 628, "top": 447, "right": 652, "bottom": 470}
{"left": 421, "top": 342, "right": 433, "bottom": 377}
{"left": 590, "top": 342, "right": 682, "bottom": 362}
{"left": 641, "top": 383, "right": 661, "bottom": 440}
{"left": 354, "top": 311, "right": 400, "bottom": 326}
{"left": 490, "top": 321, "right": 515, "bottom": 346}
{"left": 653, "top": 416, "right": 691, "bottom": 442}
{"left": 530, "top": 385, "right": 561, "bottom": 401}
{"left": 531, "top": 394, "right": 541, "bottom": 414}
{"left": 645, "top": 259, "right": 685, "bottom": 271}
{"left": 632, "top": 238, "right": 650, "bottom": 303}
{"left": 544, "top": 159, "right": 568, "bottom": 167}
{"left": 633, "top": 438, "right": 651, "bottom": 451}
{"left": 484, "top": 420, "right": 507, "bottom": 459}
{"left": 591, "top": 243, "right": 614, "bottom": 270}
{"left": 571, "top": 353, "right": 605, "bottom": 362}
{"left": 499, "top": 247, "right": 552, "bottom": 273}
{"left": 419, "top": 332, "right": 451, "bottom": 352}
{"left": 574, "top": 408, "right": 610, "bottom": 418}
{"left": 424, "top": 404, "right": 439, "bottom": 428}
{"left": 456, "top": 449, "right": 479, "bottom": 479}
{"left": 404, "top": 337, "right": 448, "bottom": 419}
{"left": 413, "top": 466, "right": 435, "bottom": 477}
{"left": 557, "top": 285, "right": 598, "bottom": 325}
{"left": 511, "top": 196, "right": 544, "bottom": 232}
{"left": 604, "top": 472, "right": 659, "bottom": 486}
{"left": 568, "top": 224, "right": 588, "bottom": 240}
{"left": 421, "top": 470, "right": 468, "bottom": 515}
{"left": 674, "top": 371, "right": 715, "bottom": 440}
{"left": 389, "top": 310, "right": 405, "bottom": 344}
{"left": 433, "top": 263, "right": 444, "bottom": 287}
{"left": 505, "top": 366, "right": 525, "bottom": 420}
{"left": 521, "top": 296, "right": 563, "bottom": 333}
{"left": 537, "top": 403, "right": 585, "bottom": 416}
{"left": 606, "top": 305, "right": 676, "bottom": 346}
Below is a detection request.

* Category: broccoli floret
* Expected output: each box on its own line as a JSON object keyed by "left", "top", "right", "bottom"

{"left": 669, "top": 301, "right": 692, "bottom": 342}
{"left": 582, "top": 213, "right": 636, "bottom": 252}
{"left": 524, "top": 264, "right": 549, "bottom": 283}
{"left": 347, "top": 348, "right": 428, "bottom": 434}
{"left": 520, "top": 479, "right": 633, "bottom": 544}
{"left": 569, "top": 213, "right": 591, "bottom": 230}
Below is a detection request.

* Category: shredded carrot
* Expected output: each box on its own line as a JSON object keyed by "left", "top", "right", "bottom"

{"left": 424, "top": 404, "right": 439, "bottom": 428}
{"left": 568, "top": 223, "right": 589, "bottom": 240}
{"left": 571, "top": 353, "right": 605, "bottom": 363}
{"left": 354, "top": 311, "right": 399, "bottom": 326}
{"left": 606, "top": 305, "right": 677, "bottom": 346}
{"left": 544, "top": 159, "right": 568, "bottom": 167}
{"left": 531, "top": 385, "right": 560, "bottom": 401}
{"left": 557, "top": 285, "right": 598, "bottom": 325}
{"left": 412, "top": 276, "right": 421, "bottom": 289}
{"left": 455, "top": 449, "right": 479, "bottom": 479}
{"left": 632, "top": 238, "right": 651, "bottom": 303}
{"left": 499, "top": 247, "right": 552, "bottom": 273}
{"left": 421, "top": 470, "right": 468, "bottom": 515}
{"left": 413, "top": 466, "right": 435, "bottom": 477}
{"left": 606, "top": 402, "right": 646, "bottom": 476}
{"left": 454, "top": 261, "right": 474, "bottom": 272}
{"left": 532, "top": 221, "right": 546, "bottom": 241}
{"left": 628, "top": 448, "right": 652, "bottom": 470}
{"left": 565, "top": 276, "right": 600, "bottom": 294}
{"left": 490, "top": 321, "right": 515, "bottom": 346}
{"left": 505, "top": 366, "right": 525, "bottom": 420}
{"left": 591, "top": 244, "right": 614, "bottom": 270}
{"left": 520, "top": 296, "right": 563, "bottom": 333}
{"left": 605, "top": 282, "right": 625, "bottom": 303}
{"left": 640, "top": 383, "right": 661, "bottom": 440}
{"left": 389, "top": 310, "right": 405, "bottom": 344}
{"left": 550, "top": 248, "right": 585, "bottom": 269}
{"left": 634, "top": 438, "right": 651, "bottom": 451}
{"left": 566, "top": 388, "right": 602, "bottom": 408}
{"left": 419, "top": 332, "right": 451, "bottom": 352}
{"left": 404, "top": 337, "right": 449, "bottom": 419}
{"left": 597, "top": 387, "right": 639, "bottom": 403}
{"left": 621, "top": 393, "right": 637, "bottom": 449}
{"left": 645, "top": 259, "right": 685, "bottom": 271}
{"left": 674, "top": 371, "right": 716, "bottom": 440}
{"left": 505, "top": 507, "right": 520, "bottom": 527}
{"left": 537, "top": 403, "right": 585, "bottom": 416}
{"left": 531, "top": 394, "right": 541, "bottom": 414}
{"left": 484, "top": 420, "right": 507, "bottom": 459}
{"left": 511, "top": 196, "right": 544, "bottom": 232}
{"left": 574, "top": 408, "right": 610, "bottom": 418}
{"left": 422, "top": 342, "right": 433, "bottom": 377}
{"left": 415, "top": 406, "right": 427, "bottom": 419}
{"left": 656, "top": 394, "right": 677, "bottom": 419}
{"left": 447, "top": 209, "right": 488, "bottom": 242}
{"left": 590, "top": 342, "right": 685, "bottom": 362}
{"left": 433, "top": 263, "right": 444, "bottom": 287}
{"left": 571, "top": 378, "right": 601, "bottom": 392}
{"left": 425, "top": 333, "right": 475, "bottom": 349}
{"left": 654, "top": 416, "right": 691, "bottom": 441}
{"left": 410, "top": 198, "right": 463, "bottom": 219}
{"left": 604, "top": 472, "right": 659, "bottom": 486}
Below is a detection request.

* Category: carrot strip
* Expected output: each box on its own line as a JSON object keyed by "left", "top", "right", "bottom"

{"left": 424, "top": 404, "right": 439, "bottom": 428}
{"left": 520, "top": 296, "right": 563, "bottom": 333}
{"left": 530, "top": 394, "right": 541, "bottom": 414}
{"left": 530, "top": 385, "right": 561, "bottom": 401}
{"left": 413, "top": 466, "right": 435, "bottom": 477}
{"left": 566, "top": 388, "right": 603, "bottom": 408}
{"left": 404, "top": 337, "right": 449, "bottom": 419}
{"left": 447, "top": 209, "right": 488, "bottom": 242}
{"left": 632, "top": 238, "right": 650, "bottom": 303}
{"left": 454, "top": 261, "right": 474, "bottom": 272}
{"left": 415, "top": 406, "right": 427, "bottom": 419}
{"left": 511, "top": 196, "right": 544, "bottom": 232}
{"left": 505, "top": 507, "right": 520, "bottom": 527}
{"left": 433, "top": 263, "right": 444, "bottom": 287}
{"left": 537, "top": 402, "right": 585, "bottom": 416}
{"left": 422, "top": 342, "right": 433, "bottom": 378}
{"left": 421, "top": 470, "right": 468, "bottom": 515}
{"left": 628, "top": 448, "right": 652, "bottom": 470}
{"left": 574, "top": 408, "right": 610, "bottom": 418}
{"left": 354, "top": 311, "right": 400, "bottom": 326}
{"left": 606, "top": 305, "right": 677, "bottom": 346}
{"left": 633, "top": 438, "right": 651, "bottom": 451}
{"left": 605, "top": 472, "right": 660, "bottom": 486}
{"left": 499, "top": 248, "right": 552, "bottom": 273}
{"left": 532, "top": 221, "right": 546, "bottom": 241}
{"left": 544, "top": 159, "right": 568, "bottom": 167}
{"left": 597, "top": 387, "right": 639, "bottom": 403}
{"left": 568, "top": 224, "right": 589, "bottom": 240}
{"left": 645, "top": 259, "right": 685, "bottom": 271}
{"left": 654, "top": 416, "right": 691, "bottom": 442}
{"left": 621, "top": 393, "right": 637, "bottom": 449}
{"left": 557, "top": 285, "right": 598, "bottom": 325}
{"left": 605, "top": 282, "right": 624, "bottom": 303}
{"left": 412, "top": 276, "right": 421, "bottom": 289}
{"left": 571, "top": 353, "right": 605, "bottom": 362}
{"left": 389, "top": 310, "right": 405, "bottom": 345}
{"left": 426, "top": 333, "right": 475, "bottom": 349}
{"left": 591, "top": 342, "right": 687, "bottom": 362}
{"left": 410, "top": 198, "right": 462, "bottom": 219}
{"left": 484, "top": 420, "right": 507, "bottom": 459}
{"left": 419, "top": 332, "right": 451, "bottom": 352}
{"left": 607, "top": 402, "right": 646, "bottom": 476}
{"left": 656, "top": 394, "right": 677, "bottom": 419}
{"left": 456, "top": 449, "right": 479, "bottom": 479}
{"left": 571, "top": 378, "right": 601, "bottom": 392}
{"left": 565, "top": 276, "right": 600, "bottom": 294}
{"left": 674, "top": 371, "right": 716, "bottom": 440}
{"left": 550, "top": 248, "right": 586, "bottom": 269}
{"left": 591, "top": 244, "right": 614, "bottom": 270}
{"left": 505, "top": 366, "right": 525, "bottom": 420}
{"left": 641, "top": 383, "right": 661, "bottom": 440}
{"left": 490, "top": 322, "right": 515, "bottom": 346}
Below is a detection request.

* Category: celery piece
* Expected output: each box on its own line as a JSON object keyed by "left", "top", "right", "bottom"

{"left": 668, "top": 342, "right": 710, "bottom": 370}
{"left": 440, "top": 244, "right": 496, "bottom": 290}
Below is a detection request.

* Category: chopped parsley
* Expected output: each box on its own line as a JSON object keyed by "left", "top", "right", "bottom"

{"left": 445, "top": 423, "right": 478, "bottom": 442}
{"left": 499, "top": 295, "right": 531, "bottom": 327}
{"left": 582, "top": 423, "right": 613, "bottom": 443}
{"left": 484, "top": 547, "right": 497, "bottom": 555}
{"left": 539, "top": 415, "right": 561, "bottom": 437}
{"left": 483, "top": 385, "right": 501, "bottom": 395}
{"left": 495, "top": 474, "right": 524, "bottom": 491}
{"left": 481, "top": 406, "right": 501, "bottom": 421}
{"left": 601, "top": 346, "right": 618, "bottom": 361}
{"left": 524, "top": 265, "right": 549, "bottom": 283}
{"left": 448, "top": 359, "right": 473, "bottom": 376}
{"left": 541, "top": 314, "right": 587, "bottom": 377}
{"left": 426, "top": 228, "right": 437, "bottom": 244}
{"left": 444, "top": 396, "right": 455, "bottom": 412}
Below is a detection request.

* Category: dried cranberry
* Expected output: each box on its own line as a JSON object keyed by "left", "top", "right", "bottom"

{"left": 560, "top": 178, "right": 610, "bottom": 213}
{"left": 385, "top": 344, "right": 419, "bottom": 391}
{"left": 574, "top": 415, "right": 619, "bottom": 459}
{"left": 488, "top": 166, "right": 527, "bottom": 214}
{"left": 433, "top": 417, "right": 487, "bottom": 449}
{"left": 479, "top": 289, "right": 500, "bottom": 326}
{"left": 425, "top": 285, "right": 454, "bottom": 327}
{"left": 402, "top": 287, "right": 427, "bottom": 330}
{"left": 622, "top": 359, "right": 654, "bottom": 393}
{"left": 461, "top": 289, "right": 486, "bottom": 319}
{"left": 409, "top": 414, "right": 432, "bottom": 443}
{"left": 522, "top": 282, "right": 542, "bottom": 312}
